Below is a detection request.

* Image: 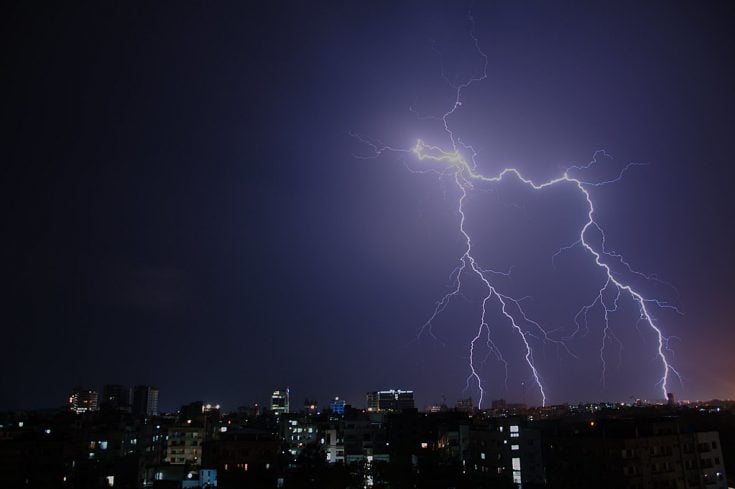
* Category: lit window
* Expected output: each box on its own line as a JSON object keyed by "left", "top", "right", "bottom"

{"left": 512, "top": 444, "right": 519, "bottom": 451}
{"left": 512, "top": 457, "right": 521, "bottom": 471}
{"left": 480, "top": 452, "right": 486, "bottom": 460}
{"left": 421, "top": 442, "right": 428, "bottom": 449}
{"left": 510, "top": 425, "right": 519, "bottom": 433}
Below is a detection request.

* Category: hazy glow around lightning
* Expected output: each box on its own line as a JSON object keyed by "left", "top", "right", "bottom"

{"left": 353, "top": 7, "right": 680, "bottom": 408}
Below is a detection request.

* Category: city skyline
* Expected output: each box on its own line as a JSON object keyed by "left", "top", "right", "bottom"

{"left": 4, "top": 387, "right": 734, "bottom": 488}
{"left": 37, "top": 382, "right": 735, "bottom": 416}
{"left": 3, "top": 1, "right": 735, "bottom": 412}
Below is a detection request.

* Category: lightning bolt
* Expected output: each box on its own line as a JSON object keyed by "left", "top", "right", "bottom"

{"left": 352, "top": 7, "right": 681, "bottom": 407}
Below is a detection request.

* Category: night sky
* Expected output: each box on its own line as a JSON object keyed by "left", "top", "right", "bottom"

{"left": 2, "top": 1, "right": 734, "bottom": 412}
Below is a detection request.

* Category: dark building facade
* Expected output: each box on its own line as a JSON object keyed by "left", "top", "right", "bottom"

{"left": 541, "top": 417, "right": 727, "bottom": 489}
{"left": 101, "top": 384, "right": 132, "bottom": 410}
{"left": 132, "top": 385, "right": 159, "bottom": 417}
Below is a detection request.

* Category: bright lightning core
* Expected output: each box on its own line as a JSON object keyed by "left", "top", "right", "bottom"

{"left": 353, "top": 11, "right": 681, "bottom": 408}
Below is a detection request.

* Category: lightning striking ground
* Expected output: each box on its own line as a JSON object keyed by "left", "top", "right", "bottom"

{"left": 353, "top": 10, "right": 680, "bottom": 408}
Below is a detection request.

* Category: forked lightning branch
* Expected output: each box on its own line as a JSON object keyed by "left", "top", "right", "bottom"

{"left": 352, "top": 10, "right": 681, "bottom": 408}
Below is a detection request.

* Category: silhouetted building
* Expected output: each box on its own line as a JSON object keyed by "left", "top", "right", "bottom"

{"left": 542, "top": 417, "right": 727, "bottom": 489}
{"left": 455, "top": 397, "right": 475, "bottom": 413}
{"left": 344, "top": 416, "right": 389, "bottom": 463}
{"left": 281, "top": 415, "right": 320, "bottom": 459}
{"left": 366, "top": 389, "right": 415, "bottom": 412}
{"left": 68, "top": 386, "right": 98, "bottom": 413}
{"left": 101, "top": 384, "right": 131, "bottom": 410}
{"left": 202, "top": 430, "right": 281, "bottom": 487}
{"left": 237, "top": 404, "right": 262, "bottom": 417}
{"left": 491, "top": 399, "right": 507, "bottom": 411}
{"left": 132, "top": 385, "right": 159, "bottom": 417}
{"left": 433, "top": 416, "right": 544, "bottom": 486}
{"left": 180, "top": 401, "right": 204, "bottom": 423}
{"left": 271, "top": 389, "right": 289, "bottom": 415}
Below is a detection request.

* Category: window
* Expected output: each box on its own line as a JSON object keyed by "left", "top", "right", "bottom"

{"left": 512, "top": 444, "right": 519, "bottom": 451}
{"left": 512, "top": 458, "right": 521, "bottom": 471}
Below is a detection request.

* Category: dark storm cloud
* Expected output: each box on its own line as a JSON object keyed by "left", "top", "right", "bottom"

{"left": 90, "top": 264, "right": 192, "bottom": 313}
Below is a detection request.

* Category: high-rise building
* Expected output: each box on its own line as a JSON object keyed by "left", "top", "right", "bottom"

{"left": 330, "top": 397, "right": 346, "bottom": 415}
{"left": 132, "top": 385, "right": 159, "bottom": 416}
{"left": 68, "top": 386, "right": 98, "bottom": 413}
{"left": 366, "top": 389, "right": 414, "bottom": 412}
{"left": 271, "top": 388, "right": 289, "bottom": 415}
{"left": 455, "top": 397, "right": 475, "bottom": 413}
{"left": 101, "top": 384, "right": 132, "bottom": 410}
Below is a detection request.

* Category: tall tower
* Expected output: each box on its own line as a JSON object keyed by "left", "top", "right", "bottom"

{"left": 132, "top": 385, "right": 159, "bottom": 416}
{"left": 271, "top": 388, "right": 290, "bottom": 415}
